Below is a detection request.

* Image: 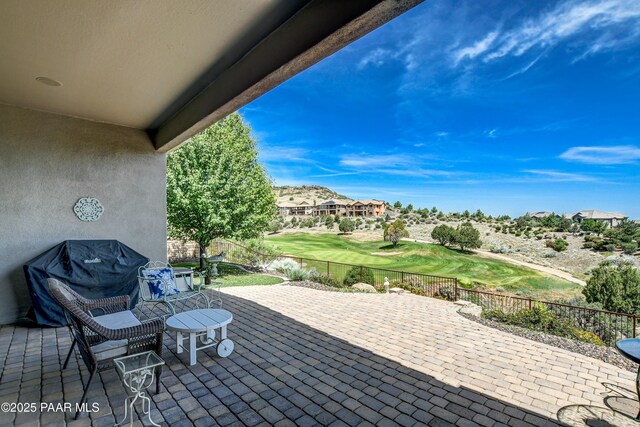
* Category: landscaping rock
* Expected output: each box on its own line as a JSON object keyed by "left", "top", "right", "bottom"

{"left": 457, "top": 303, "right": 481, "bottom": 318}
{"left": 389, "top": 287, "right": 405, "bottom": 294}
{"left": 351, "top": 283, "right": 377, "bottom": 293}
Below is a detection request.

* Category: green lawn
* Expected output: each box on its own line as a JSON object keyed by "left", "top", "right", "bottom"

{"left": 172, "top": 262, "right": 284, "bottom": 287}
{"left": 264, "top": 233, "right": 581, "bottom": 300}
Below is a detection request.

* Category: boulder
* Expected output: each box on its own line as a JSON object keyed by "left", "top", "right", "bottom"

{"left": 351, "top": 283, "right": 377, "bottom": 293}
{"left": 389, "top": 287, "right": 406, "bottom": 294}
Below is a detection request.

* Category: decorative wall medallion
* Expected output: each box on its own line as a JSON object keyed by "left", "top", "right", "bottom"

{"left": 73, "top": 197, "right": 104, "bottom": 221}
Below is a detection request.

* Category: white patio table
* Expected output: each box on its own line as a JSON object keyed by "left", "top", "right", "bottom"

{"left": 165, "top": 308, "right": 234, "bottom": 365}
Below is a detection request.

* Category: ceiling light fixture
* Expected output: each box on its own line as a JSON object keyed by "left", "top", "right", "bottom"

{"left": 35, "top": 76, "right": 62, "bottom": 87}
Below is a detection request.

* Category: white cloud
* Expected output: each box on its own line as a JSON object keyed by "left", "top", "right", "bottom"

{"left": 338, "top": 153, "right": 452, "bottom": 178}
{"left": 452, "top": 0, "right": 640, "bottom": 66}
{"left": 259, "top": 146, "right": 312, "bottom": 163}
{"left": 560, "top": 145, "right": 640, "bottom": 164}
{"left": 453, "top": 31, "right": 498, "bottom": 65}
{"left": 523, "top": 169, "right": 599, "bottom": 182}
{"left": 358, "top": 48, "right": 393, "bottom": 69}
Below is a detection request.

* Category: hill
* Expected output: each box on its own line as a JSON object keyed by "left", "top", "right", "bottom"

{"left": 273, "top": 185, "right": 353, "bottom": 205}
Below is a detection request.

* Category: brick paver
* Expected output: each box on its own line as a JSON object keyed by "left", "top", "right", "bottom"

{"left": 0, "top": 285, "right": 637, "bottom": 426}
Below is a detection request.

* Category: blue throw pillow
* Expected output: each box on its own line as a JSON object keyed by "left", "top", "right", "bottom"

{"left": 142, "top": 268, "right": 180, "bottom": 299}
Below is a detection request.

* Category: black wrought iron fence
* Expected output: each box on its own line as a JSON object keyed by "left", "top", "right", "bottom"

{"left": 457, "top": 288, "right": 639, "bottom": 346}
{"left": 212, "top": 239, "right": 640, "bottom": 347}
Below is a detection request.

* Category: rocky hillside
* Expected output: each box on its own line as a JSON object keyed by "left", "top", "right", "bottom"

{"left": 274, "top": 185, "right": 353, "bottom": 205}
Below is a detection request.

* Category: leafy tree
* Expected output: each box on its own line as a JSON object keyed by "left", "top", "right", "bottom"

{"left": 453, "top": 223, "right": 482, "bottom": 251}
{"left": 393, "top": 201, "right": 403, "bottom": 209}
{"left": 384, "top": 220, "right": 410, "bottom": 247}
{"left": 167, "top": 113, "right": 275, "bottom": 274}
{"left": 339, "top": 218, "right": 355, "bottom": 234}
{"left": 268, "top": 219, "right": 282, "bottom": 234}
{"left": 431, "top": 206, "right": 438, "bottom": 214}
{"left": 556, "top": 217, "right": 573, "bottom": 232}
{"left": 463, "top": 210, "right": 470, "bottom": 218}
{"left": 583, "top": 259, "right": 640, "bottom": 314}
{"left": 325, "top": 215, "right": 334, "bottom": 229}
{"left": 581, "top": 219, "right": 607, "bottom": 235}
{"left": 406, "top": 203, "right": 414, "bottom": 212}
{"left": 431, "top": 224, "right": 455, "bottom": 246}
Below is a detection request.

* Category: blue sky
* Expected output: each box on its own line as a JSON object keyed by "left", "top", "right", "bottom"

{"left": 240, "top": 0, "right": 640, "bottom": 218}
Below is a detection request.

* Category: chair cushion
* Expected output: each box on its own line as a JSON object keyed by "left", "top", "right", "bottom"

{"left": 93, "top": 310, "right": 142, "bottom": 329}
{"left": 91, "top": 339, "right": 128, "bottom": 361}
{"left": 142, "top": 267, "right": 180, "bottom": 299}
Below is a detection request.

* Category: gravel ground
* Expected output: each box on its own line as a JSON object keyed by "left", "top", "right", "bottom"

{"left": 458, "top": 311, "right": 637, "bottom": 372}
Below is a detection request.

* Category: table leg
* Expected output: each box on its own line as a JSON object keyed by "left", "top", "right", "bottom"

{"left": 189, "top": 332, "right": 197, "bottom": 365}
{"left": 221, "top": 325, "right": 228, "bottom": 340}
{"left": 176, "top": 331, "right": 184, "bottom": 354}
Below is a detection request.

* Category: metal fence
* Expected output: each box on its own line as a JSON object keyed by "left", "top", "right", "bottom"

{"left": 210, "top": 239, "right": 457, "bottom": 298}
{"left": 457, "top": 287, "right": 639, "bottom": 346}
{"left": 211, "top": 239, "right": 640, "bottom": 346}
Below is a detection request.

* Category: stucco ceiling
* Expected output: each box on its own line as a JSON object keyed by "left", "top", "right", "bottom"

{"left": 0, "top": 0, "right": 423, "bottom": 150}
{"left": 0, "top": 0, "right": 306, "bottom": 128}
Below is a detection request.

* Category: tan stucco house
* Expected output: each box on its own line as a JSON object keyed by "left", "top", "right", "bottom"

{"left": 0, "top": 0, "right": 420, "bottom": 324}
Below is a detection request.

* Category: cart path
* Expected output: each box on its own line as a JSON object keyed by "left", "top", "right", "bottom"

{"left": 406, "top": 238, "right": 587, "bottom": 287}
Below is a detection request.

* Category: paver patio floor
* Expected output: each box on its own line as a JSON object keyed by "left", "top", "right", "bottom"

{"left": 0, "top": 284, "right": 638, "bottom": 426}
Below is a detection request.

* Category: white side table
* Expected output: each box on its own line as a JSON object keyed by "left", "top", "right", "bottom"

{"left": 166, "top": 309, "right": 234, "bottom": 365}
{"left": 113, "top": 351, "right": 165, "bottom": 427}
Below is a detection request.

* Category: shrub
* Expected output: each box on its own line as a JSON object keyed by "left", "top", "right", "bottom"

{"left": 490, "top": 244, "right": 513, "bottom": 254}
{"left": 384, "top": 220, "right": 410, "bottom": 246}
{"left": 343, "top": 266, "right": 375, "bottom": 286}
{"left": 309, "top": 271, "right": 342, "bottom": 288}
{"left": 482, "top": 304, "right": 605, "bottom": 345}
{"left": 434, "top": 287, "right": 455, "bottom": 301}
{"left": 543, "top": 250, "right": 557, "bottom": 258}
{"left": 605, "top": 244, "right": 617, "bottom": 252}
{"left": 232, "top": 239, "right": 280, "bottom": 268}
{"left": 583, "top": 259, "right": 640, "bottom": 314}
{"left": 622, "top": 242, "right": 638, "bottom": 255}
{"left": 546, "top": 239, "right": 568, "bottom": 252}
{"left": 285, "top": 267, "right": 310, "bottom": 281}
{"left": 269, "top": 258, "right": 299, "bottom": 273}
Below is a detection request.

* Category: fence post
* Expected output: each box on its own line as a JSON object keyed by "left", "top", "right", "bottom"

{"left": 299, "top": 257, "right": 303, "bottom": 267}
{"left": 360, "top": 265, "right": 363, "bottom": 283}
{"left": 634, "top": 316, "right": 637, "bottom": 338}
{"left": 528, "top": 298, "right": 532, "bottom": 310}
{"left": 327, "top": 261, "right": 330, "bottom": 275}
{"left": 454, "top": 279, "right": 459, "bottom": 301}
{"left": 401, "top": 271, "right": 405, "bottom": 283}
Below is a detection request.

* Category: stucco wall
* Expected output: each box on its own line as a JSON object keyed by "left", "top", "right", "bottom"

{"left": 0, "top": 105, "right": 167, "bottom": 325}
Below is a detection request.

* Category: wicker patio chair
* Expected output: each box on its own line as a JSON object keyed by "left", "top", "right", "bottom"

{"left": 47, "top": 278, "right": 164, "bottom": 419}
{"left": 137, "top": 261, "right": 221, "bottom": 320}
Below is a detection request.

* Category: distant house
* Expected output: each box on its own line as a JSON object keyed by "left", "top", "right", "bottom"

{"left": 528, "top": 211, "right": 554, "bottom": 220}
{"left": 346, "top": 200, "right": 386, "bottom": 217}
{"left": 314, "top": 200, "right": 348, "bottom": 217}
{"left": 276, "top": 201, "right": 297, "bottom": 217}
{"left": 571, "top": 210, "right": 626, "bottom": 228}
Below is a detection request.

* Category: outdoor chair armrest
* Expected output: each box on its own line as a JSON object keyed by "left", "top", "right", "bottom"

{"left": 90, "top": 317, "right": 165, "bottom": 341}
{"left": 191, "top": 270, "right": 205, "bottom": 291}
{"left": 78, "top": 294, "right": 130, "bottom": 314}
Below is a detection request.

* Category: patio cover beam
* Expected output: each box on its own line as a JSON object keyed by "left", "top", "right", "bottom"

{"left": 149, "top": 0, "right": 422, "bottom": 152}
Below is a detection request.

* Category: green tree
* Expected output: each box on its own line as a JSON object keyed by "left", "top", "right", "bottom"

{"left": 167, "top": 113, "right": 276, "bottom": 273}
{"left": 384, "top": 220, "right": 410, "bottom": 247}
{"left": 431, "top": 224, "right": 455, "bottom": 246}
{"left": 453, "top": 223, "right": 482, "bottom": 251}
{"left": 431, "top": 206, "right": 438, "bottom": 214}
{"left": 583, "top": 259, "right": 640, "bottom": 314}
{"left": 268, "top": 218, "right": 282, "bottom": 234}
{"left": 581, "top": 219, "right": 607, "bottom": 235}
{"left": 339, "top": 218, "right": 355, "bottom": 234}
{"left": 406, "top": 203, "right": 414, "bottom": 212}
{"left": 393, "top": 201, "right": 403, "bottom": 209}
{"left": 325, "top": 215, "right": 334, "bottom": 229}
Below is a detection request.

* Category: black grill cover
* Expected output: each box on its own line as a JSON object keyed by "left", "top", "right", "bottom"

{"left": 23, "top": 240, "right": 149, "bottom": 326}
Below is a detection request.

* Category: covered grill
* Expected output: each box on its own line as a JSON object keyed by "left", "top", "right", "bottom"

{"left": 23, "top": 240, "right": 148, "bottom": 326}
